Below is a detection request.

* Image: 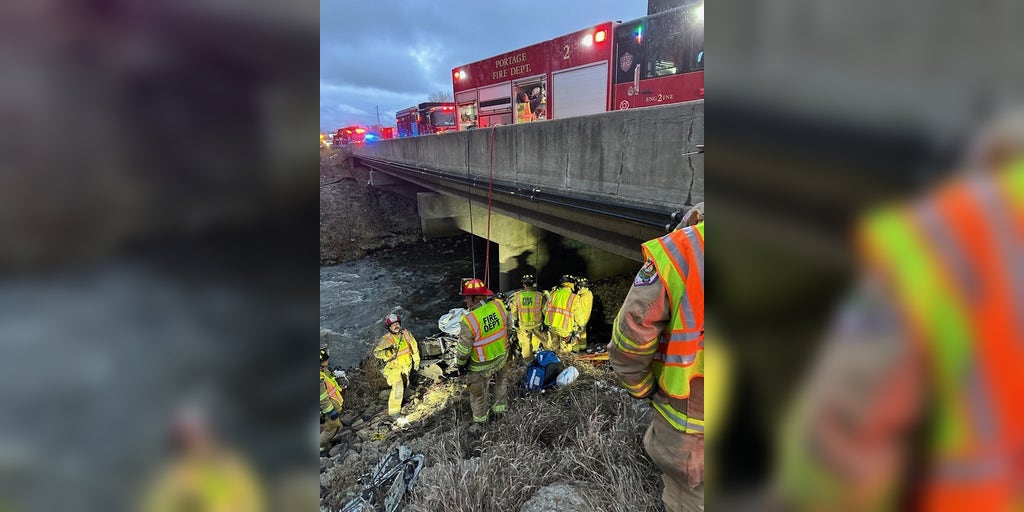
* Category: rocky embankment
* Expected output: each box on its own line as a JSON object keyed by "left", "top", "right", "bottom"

{"left": 320, "top": 147, "right": 423, "bottom": 265}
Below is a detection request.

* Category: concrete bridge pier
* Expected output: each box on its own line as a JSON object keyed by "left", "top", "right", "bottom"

{"left": 416, "top": 192, "right": 638, "bottom": 292}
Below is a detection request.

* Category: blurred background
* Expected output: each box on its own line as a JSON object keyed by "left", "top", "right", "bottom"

{"left": 1, "top": 0, "right": 1021, "bottom": 509}
{"left": 708, "top": 0, "right": 1024, "bottom": 508}
{"left": 0, "top": 0, "right": 319, "bottom": 510}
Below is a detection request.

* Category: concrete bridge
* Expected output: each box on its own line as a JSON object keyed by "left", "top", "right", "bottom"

{"left": 351, "top": 101, "right": 703, "bottom": 290}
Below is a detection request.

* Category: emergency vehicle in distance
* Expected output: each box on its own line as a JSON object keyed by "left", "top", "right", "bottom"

{"left": 333, "top": 125, "right": 375, "bottom": 145}
{"left": 450, "top": 0, "right": 703, "bottom": 130}
{"left": 395, "top": 103, "right": 458, "bottom": 138}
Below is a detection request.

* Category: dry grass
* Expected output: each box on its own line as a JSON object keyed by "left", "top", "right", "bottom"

{"left": 323, "top": 356, "right": 664, "bottom": 511}
{"left": 400, "top": 367, "right": 662, "bottom": 511}
{"left": 339, "top": 357, "right": 390, "bottom": 415}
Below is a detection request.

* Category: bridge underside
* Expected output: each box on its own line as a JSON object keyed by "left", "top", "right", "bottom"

{"left": 359, "top": 157, "right": 670, "bottom": 262}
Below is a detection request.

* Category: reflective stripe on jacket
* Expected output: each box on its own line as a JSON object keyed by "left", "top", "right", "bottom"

{"left": 544, "top": 284, "right": 578, "bottom": 336}
{"left": 374, "top": 330, "right": 419, "bottom": 373}
{"left": 457, "top": 299, "right": 509, "bottom": 370}
{"left": 644, "top": 222, "right": 705, "bottom": 403}
{"left": 320, "top": 370, "right": 344, "bottom": 415}
{"left": 858, "top": 165, "right": 1024, "bottom": 511}
{"left": 514, "top": 289, "right": 543, "bottom": 328}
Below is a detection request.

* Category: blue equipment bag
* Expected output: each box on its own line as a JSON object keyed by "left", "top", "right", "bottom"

{"left": 524, "top": 350, "right": 563, "bottom": 391}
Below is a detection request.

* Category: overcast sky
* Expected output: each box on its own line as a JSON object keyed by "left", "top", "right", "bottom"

{"left": 320, "top": 0, "right": 649, "bottom": 132}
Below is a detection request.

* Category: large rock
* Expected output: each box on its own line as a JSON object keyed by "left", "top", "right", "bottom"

{"left": 328, "top": 443, "right": 346, "bottom": 457}
{"left": 519, "top": 483, "right": 588, "bottom": 512}
{"left": 340, "top": 412, "right": 359, "bottom": 426}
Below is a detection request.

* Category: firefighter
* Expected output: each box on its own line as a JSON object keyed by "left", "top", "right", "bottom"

{"left": 142, "top": 405, "right": 266, "bottom": 512}
{"left": 454, "top": 278, "right": 511, "bottom": 427}
{"left": 775, "top": 115, "right": 1024, "bottom": 510}
{"left": 573, "top": 277, "right": 593, "bottom": 352}
{"left": 516, "top": 92, "right": 536, "bottom": 123}
{"left": 508, "top": 274, "right": 546, "bottom": 360}
{"left": 373, "top": 313, "right": 421, "bottom": 418}
{"left": 319, "top": 348, "right": 344, "bottom": 455}
{"left": 609, "top": 220, "right": 705, "bottom": 512}
{"left": 682, "top": 201, "right": 704, "bottom": 228}
{"left": 544, "top": 274, "right": 584, "bottom": 355}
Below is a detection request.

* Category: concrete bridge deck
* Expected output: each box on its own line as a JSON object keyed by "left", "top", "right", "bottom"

{"left": 351, "top": 101, "right": 703, "bottom": 289}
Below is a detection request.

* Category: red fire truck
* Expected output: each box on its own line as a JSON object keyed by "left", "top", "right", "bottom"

{"left": 451, "top": 1, "right": 703, "bottom": 130}
{"left": 333, "top": 125, "right": 369, "bottom": 145}
{"left": 395, "top": 103, "right": 458, "bottom": 138}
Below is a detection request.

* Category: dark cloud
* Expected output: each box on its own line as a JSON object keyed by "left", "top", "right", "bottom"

{"left": 320, "top": 0, "right": 648, "bottom": 131}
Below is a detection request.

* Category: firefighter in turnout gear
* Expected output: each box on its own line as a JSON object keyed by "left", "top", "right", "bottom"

{"left": 573, "top": 277, "right": 593, "bottom": 352}
{"left": 373, "top": 313, "right": 420, "bottom": 417}
{"left": 507, "top": 274, "right": 546, "bottom": 359}
{"left": 544, "top": 275, "right": 585, "bottom": 355}
{"left": 609, "top": 220, "right": 705, "bottom": 512}
{"left": 319, "top": 348, "right": 344, "bottom": 454}
{"left": 142, "top": 405, "right": 266, "bottom": 512}
{"left": 775, "top": 117, "right": 1024, "bottom": 511}
{"left": 455, "top": 278, "right": 511, "bottom": 424}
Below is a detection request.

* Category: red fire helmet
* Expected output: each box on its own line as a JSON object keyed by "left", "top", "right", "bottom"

{"left": 460, "top": 278, "right": 493, "bottom": 297}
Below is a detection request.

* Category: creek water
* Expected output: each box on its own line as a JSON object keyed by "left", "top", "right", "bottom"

{"left": 319, "top": 236, "right": 476, "bottom": 369}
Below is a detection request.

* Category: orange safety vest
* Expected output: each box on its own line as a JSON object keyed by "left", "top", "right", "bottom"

{"left": 460, "top": 299, "right": 509, "bottom": 367}
{"left": 545, "top": 285, "right": 577, "bottom": 335}
{"left": 860, "top": 165, "right": 1024, "bottom": 511}
{"left": 643, "top": 222, "right": 705, "bottom": 403}
{"left": 320, "top": 370, "right": 343, "bottom": 414}
{"left": 516, "top": 289, "right": 543, "bottom": 328}
{"left": 383, "top": 331, "right": 413, "bottom": 362}
{"left": 517, "top": 102, "right": 535, "bottom": 123}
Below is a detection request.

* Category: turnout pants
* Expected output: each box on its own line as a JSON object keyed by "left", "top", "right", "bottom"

{"left": 384, "top": 369, "right": 410, "bottom": 416}
{"left": 517, "top": 325, "right": 545, "bottom": 359}
{"left": 644, "top": 413, "right": 704, "bottom": 512}
{"left": 466, "top": 363, "right": 509, "bottom": 423}
{"left": 319, "top": 416, "right": 342, "bottom": 451}
{"left": 547, "top": 331, "right": 574, "bottom": 355}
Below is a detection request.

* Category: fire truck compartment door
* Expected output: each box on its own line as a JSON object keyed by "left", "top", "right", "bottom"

{"left": 478, "top": 83, "right": 511, "bottom": 113}
{"left": 552, "top": 62, "right": 608, "bottom": 118}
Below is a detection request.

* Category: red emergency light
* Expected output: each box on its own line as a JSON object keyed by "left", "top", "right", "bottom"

{"left": 595, "top": 30, "right": 606, "bottom": 43}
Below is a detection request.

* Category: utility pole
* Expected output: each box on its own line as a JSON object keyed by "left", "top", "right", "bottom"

{"left": 376, "top": 106, "right": 381, "bottom": 130}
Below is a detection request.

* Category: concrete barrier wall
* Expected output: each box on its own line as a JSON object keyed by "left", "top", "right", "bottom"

{"left": 353, "top": 101, "right": 703, "bottom": 211}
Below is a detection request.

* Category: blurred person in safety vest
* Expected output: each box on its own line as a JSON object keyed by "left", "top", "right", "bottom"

{"left": 142, "top": 404, "right": 266, "bottom": 512}
{"left": 516, "top": 92, "right": 536, "bottom": 123}
{"left": 572, "top": 277, "right": 593, "bottom": 352}
{"left": 774, "top": 114, "right": 1024, "bottom": 511}
{"left": 544, "top": 274, "right": 586, "bottom": 355}
{"left": 508, "top": 274, "right": 547, "bottom": 360}
{"left": 455, "top": 278, "right": 511, "bottom": 425}
{"left": 319, "top": 348, "right": 344, "bottom": 455}
{"left": 609, "top": 219, "right": 705, "bottom": 512}
{"left": 373, "top": 313, "right": 420, "bottom": 417}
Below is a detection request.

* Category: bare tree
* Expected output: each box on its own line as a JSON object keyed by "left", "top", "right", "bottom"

{"left": 428, "top": 89, "right": 453, "bottom": 102}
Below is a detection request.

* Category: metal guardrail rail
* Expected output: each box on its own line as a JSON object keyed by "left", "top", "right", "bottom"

{"left": 354, "top": 156, "right": 685, "bottom": 232}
